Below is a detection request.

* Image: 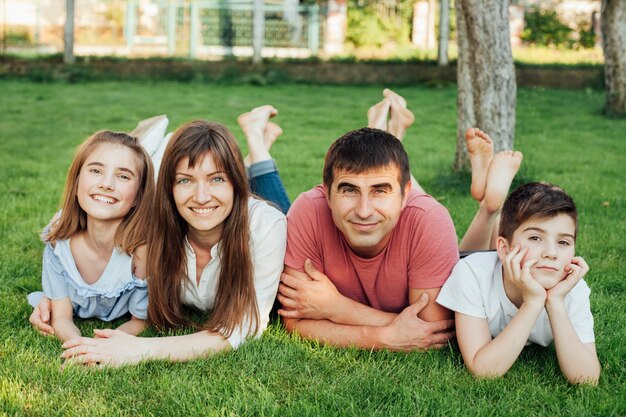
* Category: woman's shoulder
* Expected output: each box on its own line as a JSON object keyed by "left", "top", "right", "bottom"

{"left": 248, "top": 197, "right": 286, "bottom": 224}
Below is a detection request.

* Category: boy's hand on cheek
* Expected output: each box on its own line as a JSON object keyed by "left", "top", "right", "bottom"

{"left": 547, "top": 256, "right": 588, "bottom": 303}
{"left": 504, "top": 245, "right": 546, "bottom": 305}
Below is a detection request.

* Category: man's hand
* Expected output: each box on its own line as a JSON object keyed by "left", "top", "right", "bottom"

{"left": 29, "top": 296, "right": 54, "bottom": 337}
{"left": 277, "top": 260, "right": 343, "bottom": 321}
{"left": 547, "top": 256, "right": 588, "bottom": 303}
{"left": 380, "top": 293, "right": 455, "bottom": 351}
{"left": 502, "top": 245, "right": 546, "bottom": 306}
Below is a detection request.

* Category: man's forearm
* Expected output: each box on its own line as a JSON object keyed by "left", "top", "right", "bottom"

{"left": 283, "top": 317, "right": 391, "bottom": 350}
{"left": 329, "top": 295, "right": 396, "bottom": 326}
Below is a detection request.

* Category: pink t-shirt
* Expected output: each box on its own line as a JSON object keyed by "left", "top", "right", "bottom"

{"left": 285, "top": 185, "right": 459, "bottom": 313}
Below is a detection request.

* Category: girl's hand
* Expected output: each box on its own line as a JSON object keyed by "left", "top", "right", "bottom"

{"left": 29, "top": 296, "right": 54, "bottom": 337}
{"left": 547, "top": 256, "right": 589, "bottom": 303}
{"left": 502, "top": 245, "right": 546, "bottom": 305}
{"left": 60, "top": 329, "right": 150, "bottom": 368}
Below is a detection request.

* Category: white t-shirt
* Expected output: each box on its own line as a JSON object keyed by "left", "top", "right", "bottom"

{"left": 436, "top": 251, "right": 595, "bottom": 347}
{"left": 181, "top": 197, "right": 287, "bottom": 348}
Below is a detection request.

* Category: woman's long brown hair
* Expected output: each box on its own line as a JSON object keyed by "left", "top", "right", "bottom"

{"left": 45, "top": 130, "right": 154, "bottom": 254}
{"left": 147, "top": 120, "right": 259, "bottom": 339}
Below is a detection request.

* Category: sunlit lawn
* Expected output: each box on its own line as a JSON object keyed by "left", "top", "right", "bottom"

{"left": 0, "top": 80, "right": 624, "bottom": 416}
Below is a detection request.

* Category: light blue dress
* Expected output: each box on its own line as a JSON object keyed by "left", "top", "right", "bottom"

{"left": 28, "top": 239, "right": 148, "bottom": 321}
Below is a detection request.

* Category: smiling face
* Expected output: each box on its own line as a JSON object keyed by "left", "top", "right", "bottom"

{"left": 172, "top": 152, "right": 234, "bottom": 244}
{"left": 326, "top": 164, "right": 410, "bottom": 258}
{"left": 76, "top": 143, "right": 141, "bottom": 224}
{"left": 498, "top": 213, "right": 577, "bottom": 289}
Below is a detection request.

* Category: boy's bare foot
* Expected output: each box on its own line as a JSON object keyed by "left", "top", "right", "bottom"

{"left": 238, "top": 105, "right": 278, "bottom": 165}
{"left": 384, "top": 88, "right": 414, "bottom": 141}
{"left": 466, "top": 127, "right": 494, "bottom": 202}
{"left": 484, "top": 150, "right": 523, "bottom": 214}
{"left": 367, "top": 98, "right": 390, "bottom": 131}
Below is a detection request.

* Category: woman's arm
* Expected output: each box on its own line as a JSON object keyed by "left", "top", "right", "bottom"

{"left": 61, "top": 329, "right": 231, "bottom": 367}
{"left": 51, "top": 298, "right": 81, "bottom": 342}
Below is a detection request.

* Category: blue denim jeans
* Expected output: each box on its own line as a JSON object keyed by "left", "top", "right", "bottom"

{"left": 248, "top": 160, "right": 291, "bottom": 214}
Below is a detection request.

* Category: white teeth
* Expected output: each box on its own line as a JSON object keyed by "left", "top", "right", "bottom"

{"left": 191, "top": 207, "right": 216, "bottom": 214}
{"left": 92, "top": 195, "right": 116, "bottom": 204}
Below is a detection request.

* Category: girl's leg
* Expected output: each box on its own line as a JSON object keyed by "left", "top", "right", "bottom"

{"left": 131, "top": 115, "right": 171, "bottom": 180}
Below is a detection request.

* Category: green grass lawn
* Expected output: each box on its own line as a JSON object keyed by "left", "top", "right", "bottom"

{"left": 1, "top": 80, "right": 624, "bottom": 416}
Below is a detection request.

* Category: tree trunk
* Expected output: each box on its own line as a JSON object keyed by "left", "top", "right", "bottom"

{"left": 601, "top": 0, "right": 626, "bottom": 116}
{"left": 438, "top": 0, "right": 450, "bottom": 66}
{"left": 454, "top": 0, "right": 516, "bottom": 171}
{"left": 63, "top": 0, "right": 75, "bottom": 64}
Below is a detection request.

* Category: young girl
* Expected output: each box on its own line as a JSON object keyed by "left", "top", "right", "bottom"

{"left": 59, "top": 119, "right": 287, "bottom": 366}
{"left": 28, "top": 130, "right": 155, "bottom": 342}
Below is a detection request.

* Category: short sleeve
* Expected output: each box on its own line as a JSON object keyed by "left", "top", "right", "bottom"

{"left": 284, "top": 191, "right": 323, "bottom": 273}
{"left": 436, "top": 259, "right": 487, "bottom": 318}
{"left": 41, "top": 244, "right": 70, "bottom": 300}
{"left": 128, "top": 285, "right": 148, "bottom": 320}
{"left": 565, "top": 279, "right": 595, "bottom": 344}
{"left": 408, "top": 203, "right": 460, "bottom": 289}
{"left": 226, "top": 205, "right": 287, "bottom": 349}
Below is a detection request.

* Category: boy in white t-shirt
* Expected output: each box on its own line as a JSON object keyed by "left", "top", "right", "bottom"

{"left": 437, "top": 182, "right": 600, "bottom": 384}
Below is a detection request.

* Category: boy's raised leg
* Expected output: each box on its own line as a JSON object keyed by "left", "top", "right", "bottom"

{"left": 484, "top": 150, "right": 523, "bottom": 214}
{"left": 466, "top": 128, "right": 494, "bottom": 202}
{"left": 367, "top": 98, "right": 390, "bottom": 131}
{"left": 459, "top": 150, "right": 523, "bottom": 251}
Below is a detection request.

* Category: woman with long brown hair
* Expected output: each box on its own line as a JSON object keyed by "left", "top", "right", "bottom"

{"left": 58, "top": 116, "right": 287, "bottom": 365}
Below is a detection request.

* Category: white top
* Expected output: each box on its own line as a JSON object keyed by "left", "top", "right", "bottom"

{"left": 436, "top": 251, "right": 595, "bottom": 347}
{"left": 181, "top": 197, "right": 287, "bottom": 348}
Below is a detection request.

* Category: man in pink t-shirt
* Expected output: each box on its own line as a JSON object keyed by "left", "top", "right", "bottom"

{"left": 278, "top": 127, "right": 459, "bottom": 351}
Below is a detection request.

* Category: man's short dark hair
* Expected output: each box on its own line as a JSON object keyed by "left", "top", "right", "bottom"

{"left": 323, "top": 127, "right": 411, "bottom": 193}
{"left": 499, "top": 182, "right": 578, "bottom": 241}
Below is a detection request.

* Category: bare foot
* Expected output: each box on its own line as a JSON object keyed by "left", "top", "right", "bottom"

{"left": 384, "top": 88, "right": 414, "bottom": 141}
{"left": 238, "top": 105, "right": 278, "bottom": 165}
{"left": 483, "top": 150, "right": 523, "bottom": 214}
{"left": 466, "top": 128, "right": 494, "bottom": 202}
{"left": 237, "top": 105, "right": 278, "bottom": 138}
{"left": 264, "top": 122, "right": 283, "bottom": 152}
{"left": 367, "top": 98, "right": 390, "bottom": 131}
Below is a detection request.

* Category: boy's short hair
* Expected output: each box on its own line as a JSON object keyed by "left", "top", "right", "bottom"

{"left": 322, "top": 127, "right": 411, "bottom": 194}
{"left": 499, "top": 182, "right": 578, "bottom": 241}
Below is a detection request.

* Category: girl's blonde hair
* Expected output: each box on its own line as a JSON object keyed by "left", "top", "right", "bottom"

{"left": 45, "top": 130, "right": 155, "bottom": 254}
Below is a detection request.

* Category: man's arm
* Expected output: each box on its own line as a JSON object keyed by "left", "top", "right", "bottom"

{"left": 279, "top": 264, "right": 453, "bottom": 350}
{"left": 282, "top": 292, "right": 453, "bottom": 351}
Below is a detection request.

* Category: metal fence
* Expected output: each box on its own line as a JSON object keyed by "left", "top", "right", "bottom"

{"left": 1, "top": 0, "right": 326, "bottom": 58}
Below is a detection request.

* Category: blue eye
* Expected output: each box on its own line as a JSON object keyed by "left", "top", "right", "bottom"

{"left": 212, "top": 176, "right": 226, "bottom": 183}
{"left": 176, "top": 178, "right": 190, "bottom": 185}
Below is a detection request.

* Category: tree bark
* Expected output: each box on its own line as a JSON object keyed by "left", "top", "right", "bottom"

{"left": 601, "top": 0, "right": 626, "bottom": 116}
{"left": 63, "top": 0, "right": 75, "bottom": 64}
{"left": 454, "top": 0, "right": 516, "bottom": 170}
{"left": 438, "top": 0, "right": 450, "bottom": 66}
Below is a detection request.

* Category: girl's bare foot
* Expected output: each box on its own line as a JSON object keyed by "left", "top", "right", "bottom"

{"left": 367, "top": 98, "right": 390, "bottom": 131}
{"left": 484, "top": 150, "right": 523, "bottom": 214}
{"left": 384, "top": 89, "right": 414, "bottom": 141}
{"left": 466, "top": 127, "right": 494, "bottom": 202}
